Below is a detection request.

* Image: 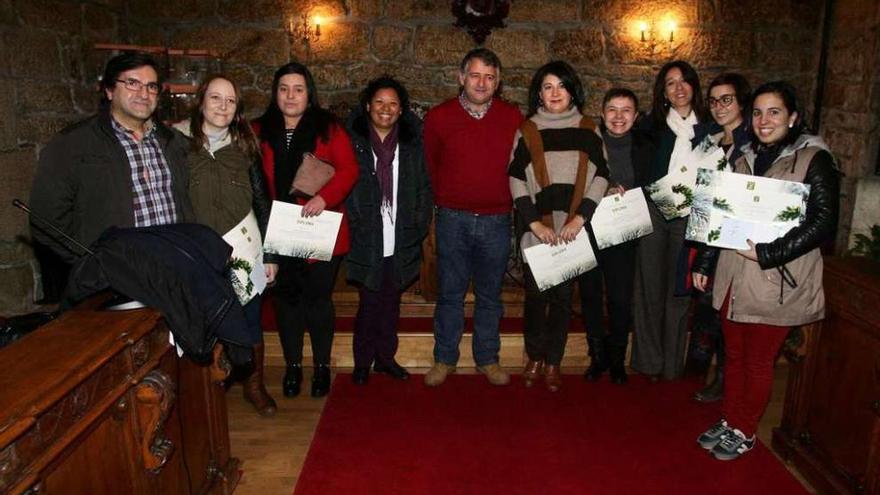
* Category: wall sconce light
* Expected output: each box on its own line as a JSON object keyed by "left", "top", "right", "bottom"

{"left": 635, "top": 16, "right": 678, "bottom": 44}
{"left": 665, "top": 19, "right": 676, "bottom": 42}
{"left": 638, "top": 21, "right": 649, "bottom": 42}
{"left": 288, "top": 14, "right": 322, "bottom": 46}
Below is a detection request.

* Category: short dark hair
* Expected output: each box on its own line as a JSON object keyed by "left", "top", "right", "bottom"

{"left": 459, "top": 47, "right": 502, "bottom": 73}
{"left": 651, "top": 60, "right": 706, "bottom": 127}
{"left": 527, "top": 60, "right": 585, "bottom": 116}
{"left": 602, "top": 87, "right": 639, "bottom": 111}
{"left": 100, "top": 52, "right": 160, "bottom": 105}
{"left": 751, "top": 80, "right": 809, "bottom": 147}
{"left": 359, "top": 75, "right": 411, "bottom": 114}
{"left": 707, "top": 72, "right": 751, "bottom": 109}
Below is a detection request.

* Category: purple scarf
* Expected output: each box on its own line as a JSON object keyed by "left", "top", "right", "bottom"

{"left": 369, "top": 123, "right": 399, "bottom": 213}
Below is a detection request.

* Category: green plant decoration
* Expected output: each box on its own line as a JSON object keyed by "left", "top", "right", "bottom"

{"left": 671, "top": 184, "right": 693, "bottom": 209}
{"left": 849, "top": 224, "right": 880, "bottom": 262}
{"left": 712, "top": 197, "right": 733, "bottom": 213}
{"left": 774, "top": 205, "right": 802, "bottom": 222}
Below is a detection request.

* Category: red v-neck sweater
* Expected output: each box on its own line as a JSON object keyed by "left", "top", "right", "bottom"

{"left": 423, "top": 97, "right": 523, "bottom": 214}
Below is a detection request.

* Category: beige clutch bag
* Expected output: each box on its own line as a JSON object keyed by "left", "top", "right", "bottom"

{"left": 290, "top": 153, "right": 335, "bottom": 198}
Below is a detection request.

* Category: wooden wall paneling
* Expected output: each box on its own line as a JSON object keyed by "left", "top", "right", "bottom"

{"left": 773, "top": 257, "right": 880, "bottom": 495}
{"left": 0, "top": 299, "right": 239, "bottom": 495}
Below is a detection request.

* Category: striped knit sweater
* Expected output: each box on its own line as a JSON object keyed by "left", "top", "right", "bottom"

{"left": 508, "top": 106, "right": 609, "bottom": 252}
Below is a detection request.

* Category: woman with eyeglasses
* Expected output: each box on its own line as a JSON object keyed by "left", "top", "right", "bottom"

{"left": 687, "top": 73, "right": 752, "bottom": 402}
{"left": 173, "top": 75, "right": 278, "bottom": 416}
{"left": 509, "top": 61, "right": 609, "bottom": 392}
{"left": 692, "top": 81, "right": 839, "bottom": 460}
{"left": 255, "top": 62, "right": 359, "bottom": 398}
{"left": 631, "top": 60, "right": 707, "bottom": 382}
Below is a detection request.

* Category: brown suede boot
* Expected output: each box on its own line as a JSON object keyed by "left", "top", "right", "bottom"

{"left": 243, "top": 343, "right": 277, "bottom": 417}
{"left": 544, "top": 364, "right": 562, "bottom": 392}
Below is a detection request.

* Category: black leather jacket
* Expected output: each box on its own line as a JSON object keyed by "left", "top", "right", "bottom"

{"left": 693, "top": 144, "right": 840, "bottom": 277}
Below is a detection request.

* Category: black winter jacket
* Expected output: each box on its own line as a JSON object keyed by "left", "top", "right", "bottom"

{"left": 30, "top": 107, "right": 194, "bottom": 264}
{"left": 626, "top": 128, "right": 656, "bottom": 188}
{"left": 66, "top": 223, "right": 256, "bottom": 365}
{"left": 344, "top": 108, "right": 433, "bottom": 291}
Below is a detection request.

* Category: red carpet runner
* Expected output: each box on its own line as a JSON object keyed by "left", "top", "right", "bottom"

{"left": 293, "top": 374, "right": 809, "bottom": 495}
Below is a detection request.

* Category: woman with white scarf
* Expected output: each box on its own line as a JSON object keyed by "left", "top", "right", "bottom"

{"left": 631, "top": 60, "right": 708, "bottom": 381}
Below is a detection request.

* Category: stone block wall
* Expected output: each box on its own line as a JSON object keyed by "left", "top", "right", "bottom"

{"left": 122, "top": 0, "right": 825, "bottom": 119}
{"left": 0, "top": 0, "right": 122, "bottom": 314}
{"left": 3, "top": 0, "right": 878, "bottom": 314}
{"left": 817, "top": 0, "right": 880, "bottom": 250}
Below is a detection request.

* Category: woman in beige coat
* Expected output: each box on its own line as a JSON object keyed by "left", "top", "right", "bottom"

{"left": 691, "top": 81, "right": 839, "bottom": 461}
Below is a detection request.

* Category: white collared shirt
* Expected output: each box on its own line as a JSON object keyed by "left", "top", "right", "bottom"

{"left": 374, "top": 145, "right": 400, "bottom": 257}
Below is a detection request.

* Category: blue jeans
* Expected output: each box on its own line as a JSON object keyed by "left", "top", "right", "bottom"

{"left": 433, "top": 207, "right": 510, "bottom": 366}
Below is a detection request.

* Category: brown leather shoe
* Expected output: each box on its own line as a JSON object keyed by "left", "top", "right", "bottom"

{"left": 243, "top": 343, "right": 277, "bottom": 417}
{"left": 522, "top": 360, "right": 543, "bottom": 388}
{"left": 544, "top": 364, "right": 562, "bottom": 392}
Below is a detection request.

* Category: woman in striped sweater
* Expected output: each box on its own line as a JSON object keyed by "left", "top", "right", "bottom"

{"left": 508, "top": 60, "right": 609, "bottom": 392}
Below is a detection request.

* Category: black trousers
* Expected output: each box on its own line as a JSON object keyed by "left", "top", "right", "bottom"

{"left": 578, "top": 241, "right": 636, "bottom": 348}
{"left": 352, "top": 257, "right": 402, "bottom": 368}
{"left": 523, "top": 264, "right": 573, "bottom": 366}
{"left": 274, "top": 255, "right": 342, "bottom": 366}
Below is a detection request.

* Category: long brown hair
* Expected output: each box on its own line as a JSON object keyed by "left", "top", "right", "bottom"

{"left": 189, "top": 75, "right": 260, "bottom": 159}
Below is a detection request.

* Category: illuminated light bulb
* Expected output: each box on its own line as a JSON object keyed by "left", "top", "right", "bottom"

{"left": 666, "top": 19, "right": 677, "bottom": 42}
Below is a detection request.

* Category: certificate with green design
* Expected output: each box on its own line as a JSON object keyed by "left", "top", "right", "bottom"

{"left": 522, "top": 228, "right": 597, "bottom": 292}
{"left": 223, "top": 210, "right": 267, "bottom": 305}
{"left": 264, "top": 201, "right": 342, "bottom": 262}
{"left": 591, "top": 188, "right": 653, "bottom": 250}
{"left": 687, "top": 169, "right": 810, "bottom": 250}
{"left": 644, "top": 147, "right": 727, "bottom": 220}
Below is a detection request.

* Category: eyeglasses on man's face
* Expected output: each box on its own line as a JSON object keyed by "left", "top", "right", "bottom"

{"left": 116, "top": 78, "right": 161, "bottom": 95}
{"left": 708, "top": 94, "right": 737, "bottom": 108}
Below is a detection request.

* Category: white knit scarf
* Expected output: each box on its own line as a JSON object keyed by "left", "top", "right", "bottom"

{"left": 665, "top": 110, "right": 698, "bottom": 174}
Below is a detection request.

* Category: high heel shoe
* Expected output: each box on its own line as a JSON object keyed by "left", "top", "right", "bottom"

{"left": 522, "top": 360, "right": 543, "bottom": 388}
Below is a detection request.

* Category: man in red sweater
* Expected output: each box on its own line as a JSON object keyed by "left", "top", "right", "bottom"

{"left": 423, "top": 48, "right": 524, "bottom": 387}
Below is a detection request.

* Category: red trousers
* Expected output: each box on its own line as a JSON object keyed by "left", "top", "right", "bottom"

{"left": 720, "top": 294, "right": 790, "bottom": 436}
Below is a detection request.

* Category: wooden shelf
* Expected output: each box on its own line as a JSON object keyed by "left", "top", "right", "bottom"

{"left": 93, "top": 43, "right": 220, "bottom": 58}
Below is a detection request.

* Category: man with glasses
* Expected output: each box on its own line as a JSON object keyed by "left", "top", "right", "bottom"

{"left": 31, "top": 52, "right": 193, "bottom": 263}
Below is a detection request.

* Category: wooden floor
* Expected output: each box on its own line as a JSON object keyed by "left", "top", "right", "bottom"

{"left": 226, "top": 364, "right": 816, "bottom": 495}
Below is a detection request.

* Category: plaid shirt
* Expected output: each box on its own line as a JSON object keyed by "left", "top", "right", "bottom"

{"left": 111, "top": 118, "right": 178, "bottom": 227}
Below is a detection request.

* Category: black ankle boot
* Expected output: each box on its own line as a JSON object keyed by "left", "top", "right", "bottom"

{"left": 584, "top": 337, "right": 608, "bottom": 381}
{"left": 283, "top": 363, "right": 303, "bottom": 397}
{"left": 311, "top": 364, "right": 331, "bottom": 398}
{"left": 608, "top": 344, "right": 628, "bottom": 385}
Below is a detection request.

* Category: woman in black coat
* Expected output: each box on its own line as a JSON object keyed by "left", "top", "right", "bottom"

{"left": 345, "top": 76, "right": 433, "bottom": 385}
